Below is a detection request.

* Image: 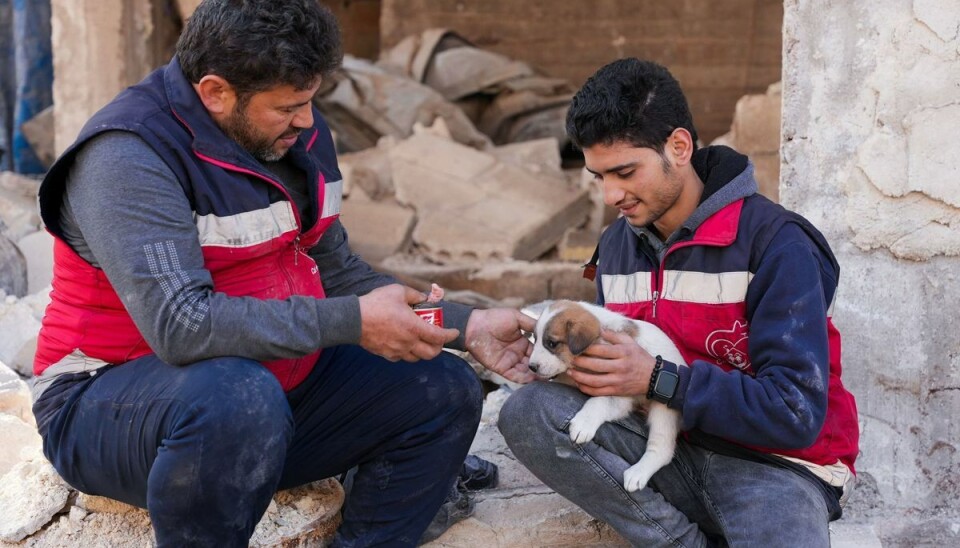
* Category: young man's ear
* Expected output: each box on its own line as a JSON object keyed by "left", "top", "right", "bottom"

{"left": 666, "top": 127, "right": 695, "bottom": 167}
{"left": 194, "top": 75, "right": 237, "bottom": 116}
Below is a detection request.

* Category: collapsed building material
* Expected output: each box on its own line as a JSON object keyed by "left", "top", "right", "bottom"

{"left": 0, "top": 237, "right": 27, "bottom": 298}
{"left": 712, "top": 82, "right": 782, "bottom": 202}
{"left": 314, "top": 56, "right": 492, "bottom": 153}
{"left": 389, "top": 132, "right": 591, "bottom": 262}
{"left": 378, "top": 29, "right": 574, "bottom": 148}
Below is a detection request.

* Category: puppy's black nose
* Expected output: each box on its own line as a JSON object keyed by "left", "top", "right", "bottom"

{"left": 528, "top": 363, "right": 539, "bottom": 373}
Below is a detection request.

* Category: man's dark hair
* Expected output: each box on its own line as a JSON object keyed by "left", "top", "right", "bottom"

{"left": 566, "top": 58, "right": 699, "bottom": 153}
{"left": 177, "top": 0, "right": 343, "bottom": 97}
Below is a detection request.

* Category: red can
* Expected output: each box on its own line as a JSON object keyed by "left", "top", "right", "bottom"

{"left": 413, "top": 303, "right": 444, "bottom": 327}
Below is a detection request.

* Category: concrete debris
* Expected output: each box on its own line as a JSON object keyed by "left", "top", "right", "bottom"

{"left": 381, "top": 255, "right": 596, "bottom": 305}
{"left": 340, "top": 198, "right": 416, "bottom": 264}
{"left": 0, "top": 296, "right": 44, "bottom": 377}
{"left": 389, "top": 132, "right": 591, "bottom": 262}
{"left": 0, "top": 361, "right": 34, "bottom": 425}
{"left": 0, "top": 414, "right": 41, "bottom": 478}
{"left": 0, "top": 172, "right": 42, "bottom": 242}
{"left": 14, "top": 232, "right": 53, "bottom": 296}
{"left": 315, "top": 55, "right": 492, "bottom": 153}
{"left": 0, "top": 237, "right": 27, "bottom": 299}
{"left": 19, "top": 108, "right": 55, "bottom": 170}
{"left": 377, "top": 29, "right": 574, "bottom": 147}
{"left": 711, "top": 82, "right": 782, "bottom": 202}
{"left": 338, "top": 139, "right": 396, "bottom": 201}
{"left": 0, "top": 456, "right": 71, "bottom": 543}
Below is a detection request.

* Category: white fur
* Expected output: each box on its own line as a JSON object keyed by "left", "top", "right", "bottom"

{"left": 529, "top": 300, "right": 688, "bottom": 492}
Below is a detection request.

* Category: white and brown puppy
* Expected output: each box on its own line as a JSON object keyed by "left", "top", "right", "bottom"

{"left": 529, "top": 300, "right": 687, "bottom": 492}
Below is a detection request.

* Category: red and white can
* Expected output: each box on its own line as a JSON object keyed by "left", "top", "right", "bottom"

{"left": 413, "top": 303, "right": 443, "bottom": 327}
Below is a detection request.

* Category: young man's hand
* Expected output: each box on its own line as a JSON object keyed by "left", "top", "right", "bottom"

{"left": 465, "top": 308, "right": 536, "bottom": 384}
{"left": 357, "top": 284, "right": 459, "bottom": 362}
{"left": 569, "top": 330, "right": 657, "bottom": 397}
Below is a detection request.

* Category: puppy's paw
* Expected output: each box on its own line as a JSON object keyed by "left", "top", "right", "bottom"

{"left": 623, "top": 463, "right": 654, "bottom": 492}
{"left": 568, "top": 411, "right": 602, "bottom": 444}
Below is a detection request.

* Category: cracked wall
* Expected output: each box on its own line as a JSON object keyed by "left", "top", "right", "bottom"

{"left": 783, "top": 0, "right": 960, "bottom": 518}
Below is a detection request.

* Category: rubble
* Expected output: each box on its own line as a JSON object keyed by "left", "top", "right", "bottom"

{"left": 390, "top": 132, "right": 590, "bottom": 262}
{"left": 712, "top": 82, "right": 782, "bottom": 202}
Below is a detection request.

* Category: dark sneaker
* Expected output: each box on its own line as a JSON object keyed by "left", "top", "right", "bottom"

{"left": 419, "top": 478, "right": 475, "bottom": 544}
{"left": 459, "top": 454, "right": 499, "bottom": 491}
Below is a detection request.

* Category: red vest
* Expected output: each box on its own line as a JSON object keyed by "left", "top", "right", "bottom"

{"left": 35, "top": 60, "right": 342, "bottom": 391}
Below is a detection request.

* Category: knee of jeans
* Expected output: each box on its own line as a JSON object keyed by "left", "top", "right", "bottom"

{"left": 447, "top": 354, "right": 484, "bottom": 414}
{"left": 186, "top": 357, "right": 293, "bottom": 444}
{"left": 498, "top": 382, "right": 573, "bottom": 444}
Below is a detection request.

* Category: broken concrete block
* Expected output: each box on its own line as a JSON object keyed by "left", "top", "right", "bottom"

{"left": 67, "top": 479, "right": 344, "bottom": 547}
{"left": 20, "top": 106, "right": 56, "bottom": 169}
{"left": 0, "top": 457, "right": 71, "bottom": 542}
{"left": 0, "top": 171, "right": 42, "bottom": 242}
{"left": 490, "top": 138, "right": 562, "bottom": 177}
{"left": 0, "top": 360, "right": 34, "bottom": 425}
{"left": 338, "top": 144, "right": 394, "bottom": 200}
{"left": 0, "top": 236, "right": 28, "bottom": 299}
{"left": 16, "top": 230, "right": 54, "bottom": 295}
{"left": 558, "top": 227, "right": 599, "bottom": 263}
{"left": 380, "top": 257, "right": 596, "bottom": 304}
{"left": 340, "top": 199, "right": 416, "bottom": 265}
{"left": 731, "top": 82, "right": 782, "bottom": 155}
{"left": 316, "top": 56, "right": 492, "bottom": 153}
{"left": 0, "top": 296, "right": 43, "bottom": 371}
{"left": 390, "top": 133, "right": 591, "bottom": 262}
{"left": 0, "top": 414, "right": 42, "bottom": 478}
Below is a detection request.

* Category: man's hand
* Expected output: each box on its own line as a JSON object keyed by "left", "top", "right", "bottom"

{"left": 358, "top": 284, "right": 459, "bottom": 362}
{"left": 465, "top": 308, "right": 536, "bottom": 384}
{"left": 568, "top": 330, "right": 657, "bottom": 397}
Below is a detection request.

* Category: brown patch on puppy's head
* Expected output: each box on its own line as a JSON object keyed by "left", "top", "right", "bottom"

{"left": 530, "top": 301, "right": 603, "bottom": 378}
{"left": 543, "top": 301, "right": 602, "bottom": 356}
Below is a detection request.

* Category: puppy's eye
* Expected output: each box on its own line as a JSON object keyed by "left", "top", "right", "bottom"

{"left": 545, "top": 339, "right": 560, "bottom": 350}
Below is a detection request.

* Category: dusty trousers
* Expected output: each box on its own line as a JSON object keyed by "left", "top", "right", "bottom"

{"left": 34, "top": 345, "right": 483, "bottom": 547}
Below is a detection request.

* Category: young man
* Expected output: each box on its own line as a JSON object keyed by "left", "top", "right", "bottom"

{"left": 499, "top": 58, "right": 860, "bottom": 547}
{"left": 31, "top": 1, "right": 534, "bottom": 546}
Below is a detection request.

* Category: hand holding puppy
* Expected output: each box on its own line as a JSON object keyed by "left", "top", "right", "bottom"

{"left": 569, "top": 330, "right": 659, "bottom": 398}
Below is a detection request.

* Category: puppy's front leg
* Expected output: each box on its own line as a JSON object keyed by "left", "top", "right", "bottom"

{"left": 568, "top": 396, "right": 633, "bottom": 444}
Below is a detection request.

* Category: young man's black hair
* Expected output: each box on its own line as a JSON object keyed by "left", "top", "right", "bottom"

{"left": 565, "top": 58, "right": 699, "bottom": 154}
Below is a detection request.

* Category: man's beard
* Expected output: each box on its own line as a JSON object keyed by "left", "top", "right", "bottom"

{"left": 221, "top": 106, "right": 289, "bottom": 162}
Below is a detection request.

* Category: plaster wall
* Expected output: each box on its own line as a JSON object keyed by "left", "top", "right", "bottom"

{"left": 782, "top": 0, "right": 960, "bottom": 518}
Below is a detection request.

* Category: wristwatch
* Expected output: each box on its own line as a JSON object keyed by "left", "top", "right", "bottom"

{"left": 647, "top": 356, "right": 679, "bottom": 404}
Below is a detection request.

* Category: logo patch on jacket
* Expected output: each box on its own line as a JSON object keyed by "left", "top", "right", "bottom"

{"left": 706, "top": 320, "right": 751, "bottom": 371}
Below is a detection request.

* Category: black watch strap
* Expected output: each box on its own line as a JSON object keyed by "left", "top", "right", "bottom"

{"left": 647, "top": 356, "right": 679, "bottom": 404}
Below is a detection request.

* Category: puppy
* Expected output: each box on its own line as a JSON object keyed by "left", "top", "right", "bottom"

{"left": 528, "top": 300, "right": 687, "bottom": 492}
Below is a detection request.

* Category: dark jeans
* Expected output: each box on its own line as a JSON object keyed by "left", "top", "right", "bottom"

{"left": 36, "top": 346, "right": 483, "bottom": 547}
{"left": 498, "top": 382, "right": 833, "bottom": 548}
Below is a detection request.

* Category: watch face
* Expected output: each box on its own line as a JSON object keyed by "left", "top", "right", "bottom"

{"left": 654, "top": 370, "right": 679, "bottom": 398}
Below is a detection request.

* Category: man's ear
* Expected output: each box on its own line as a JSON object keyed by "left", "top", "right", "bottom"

{"left": 194, "top": 75, "right": 236, "bottom": 116}
{"left": 666, "top": 127, "right": 695, "bottom": 167}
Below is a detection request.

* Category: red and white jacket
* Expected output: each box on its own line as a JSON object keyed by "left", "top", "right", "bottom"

{"left": 35, "top": 58, "right": 342, "bottom": 390}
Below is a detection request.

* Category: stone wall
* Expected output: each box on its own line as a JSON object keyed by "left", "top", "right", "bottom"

{"left": 782, "top": 0, "right": 960, "bottom": 532}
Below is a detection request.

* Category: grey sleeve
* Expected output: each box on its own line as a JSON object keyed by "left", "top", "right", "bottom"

{"left": 307, "top": 219, "right": 475, "bottom": 348}
{"left": 64, "top": 131, "right": 362, "bottom": 366}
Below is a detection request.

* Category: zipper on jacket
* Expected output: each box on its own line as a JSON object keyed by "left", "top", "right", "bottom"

{"left": 652, "top": 290, "right": 659, "bottom": 318}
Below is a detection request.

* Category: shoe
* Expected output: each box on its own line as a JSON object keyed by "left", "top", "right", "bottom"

{"left": 419, "top": 478, "right": 475, "bottom": 544}
{"left": 459, "top": 454, "right": 498, "bottom": 490}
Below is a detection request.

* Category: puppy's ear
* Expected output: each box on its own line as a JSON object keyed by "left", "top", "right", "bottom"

{"left": 566, "top": 318, "right": 600, "bottom": 355}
